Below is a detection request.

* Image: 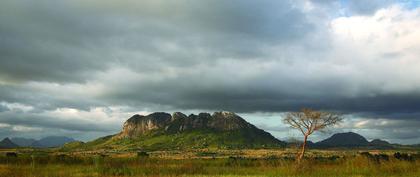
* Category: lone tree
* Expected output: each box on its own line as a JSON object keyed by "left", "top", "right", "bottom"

{"left": 284, "top": 108, "right": 342, "bottom": 163}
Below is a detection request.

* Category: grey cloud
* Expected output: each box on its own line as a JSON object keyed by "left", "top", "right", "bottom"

{"left": 0, "top": 104, "right": 9, "bottom": 112}
{"left": 346, "top": 0, "right": 395, "bottom": 15}
{"left": 0, "top": 0, "right": 312, "bottom": 83}
{"left": 0, "top": 111, "right": 117, "bottom": 132}
{"left": 1, "top": 0, "right": 316, "bottom": 112}
{"left": 98, "top": 69, "right": 420, "bottom": 117}
{"left": 0, "top": 84, "right": 104, "bottom": 111}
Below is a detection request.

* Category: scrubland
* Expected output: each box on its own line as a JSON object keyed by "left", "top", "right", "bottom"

{"left": 0, "top": 149, "right": 419, "bottom": 177}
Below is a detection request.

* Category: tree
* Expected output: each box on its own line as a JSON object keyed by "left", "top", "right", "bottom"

{"left": 284, "top": 108, "right": 342, "bottom": 163}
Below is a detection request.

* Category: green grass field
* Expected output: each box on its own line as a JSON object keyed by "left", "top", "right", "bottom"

{"left": 0, "top": 149, "right": 419, "bottom": 177}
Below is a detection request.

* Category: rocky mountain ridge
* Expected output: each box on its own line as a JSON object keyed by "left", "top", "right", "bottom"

{"left": 116, "top": 111, "right": 258, "bottom": 139}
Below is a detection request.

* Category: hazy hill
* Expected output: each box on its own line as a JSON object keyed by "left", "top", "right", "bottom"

{"left": 66, "top": 111, "right": 285, "bottom": 151}
{"left": 308, "top": 132, "right": 397, "bottom": 149}
{"left": 10, "top": 137, "right": 36, "bottom": 147}
{"left": 0, "top": 138, "right": 19, "bottom": 149}
{"left": 31, "top": 136, "right": 75, "bottom": 148}
{"left": 369, "top": 139, "right": 391, "bottom": 147}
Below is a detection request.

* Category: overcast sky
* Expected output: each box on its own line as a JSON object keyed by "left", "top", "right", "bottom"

{"left": 1, "top": 0, "right": 420, "bottom": 144}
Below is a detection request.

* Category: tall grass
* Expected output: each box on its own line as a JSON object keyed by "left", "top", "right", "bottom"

{"left": 0, "top": 153, "right": 418, "bottom": 177}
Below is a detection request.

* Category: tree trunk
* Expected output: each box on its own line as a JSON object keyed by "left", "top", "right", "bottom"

{"left": 297, "top": 135, "right": 308, "bottom": 163}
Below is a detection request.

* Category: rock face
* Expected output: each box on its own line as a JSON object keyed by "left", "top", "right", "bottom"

{"left": 118, "top": 112, "right": 172, "bottom": 138}
{"left": 117, "top": 111, "right": 264, "bottom": 138}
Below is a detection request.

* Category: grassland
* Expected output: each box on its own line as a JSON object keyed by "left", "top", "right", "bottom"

{"left": 0, "top": 149, "right": 419, "bottom": 177}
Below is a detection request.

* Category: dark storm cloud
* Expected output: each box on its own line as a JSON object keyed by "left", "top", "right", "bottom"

{"left": 0, "top": 0, "right": 315, "bottom": 111}
{"left": 0, "top": 0, "right": 311, "bottom": 83}
{"left": 0, "top": 1, "right": 115, "bottom": 83}
{"left": 100, "top": 70, "right": 420, "bottom": 118}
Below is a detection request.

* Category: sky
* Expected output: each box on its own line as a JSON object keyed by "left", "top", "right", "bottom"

{"left": 0, "top": 0, "right": 420, "bottom": 144}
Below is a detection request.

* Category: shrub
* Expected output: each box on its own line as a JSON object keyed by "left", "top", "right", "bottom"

{"left": 394, "top": 152, "right": 414, "bottom": 161}
{"left": 137, "top": 151, "right": 149, "bottom": 158}
{"left": 6, "top": 152, "right": 17, "bottom": 158}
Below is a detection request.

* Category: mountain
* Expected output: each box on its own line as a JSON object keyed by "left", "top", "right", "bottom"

{"left": 369, "top": 139, "right": 391, "bottom": 146}
{"left": 315, "top": 132, "right": 369, "bottom": 148}
{"left": 68, "top": 111, "right": 285, "bottom": 151}
{"left": 312, "top": 132, "right": 397, "bottom": 149}
{"left": 10, "top": 137, "right": 36, "bottom": 147}
{"left": 31, "top": 136, "right": 75, "bottom": 148}
{"left": 9, "top": 136, "right": 76, "bottom": 148}
{"left": 0, "top": 138, "right": 19, "bottom": 149}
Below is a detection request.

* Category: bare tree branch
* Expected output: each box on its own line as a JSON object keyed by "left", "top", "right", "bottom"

{"left": 283, "top": 108, "right": 343, "bottom": 163}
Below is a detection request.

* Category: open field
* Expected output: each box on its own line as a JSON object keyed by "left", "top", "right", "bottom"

{"left": 0, "top": 149, "right": 419, "bottom": 177}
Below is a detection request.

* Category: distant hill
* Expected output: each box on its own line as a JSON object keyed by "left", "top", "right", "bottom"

{"left": 0, "top": 138, "right": 19, "bottom": 149}
{"left": 10, "top": 137, "right": 36, "bottom": 147}
{"left": 66, "top": 112, "right": 286, "bottom": 151}
{"left": 306, "top": 132, "right": 398, "bottom": 149}
{"left": 31, "top": 136, "right": 75, "bottom": 148}
{"left": 369, "top": 139, "right": 392, "bottom": 147}
{"left": 316, "top": 132, "right": 369, "bottom": 148}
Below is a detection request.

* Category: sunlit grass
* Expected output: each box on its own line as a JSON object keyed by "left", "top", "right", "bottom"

{"left": 0, "top": 150, "right": 419, "bottom": 177}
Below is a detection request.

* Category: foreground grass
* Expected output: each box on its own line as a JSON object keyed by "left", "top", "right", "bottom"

{"left": 0, "top": 153, "right": 419, "bottom": 177}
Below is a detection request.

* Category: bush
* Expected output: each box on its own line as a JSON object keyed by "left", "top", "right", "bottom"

{"left": 6, "top": 152, "right": 17, "bottom": 158}
{"left": 137, "top": 151, "right": 149, "bottom": 158}
{"left": 394, "top": 152, "right": 414, "bottom": 161}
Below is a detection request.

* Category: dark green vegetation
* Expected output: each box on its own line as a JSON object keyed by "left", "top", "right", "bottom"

{"left": 65, "top": 129, "right": 284, "bottom": 151}
{"left": 1, "top": 150, "right": 420, "bottom": 177}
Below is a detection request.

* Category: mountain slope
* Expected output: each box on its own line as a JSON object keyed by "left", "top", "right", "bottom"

{"left": 0, "top": 138, "right": 19, "bottom": 149}
{"left": 70, "top": 112, "right": 285, "bottom": 151}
